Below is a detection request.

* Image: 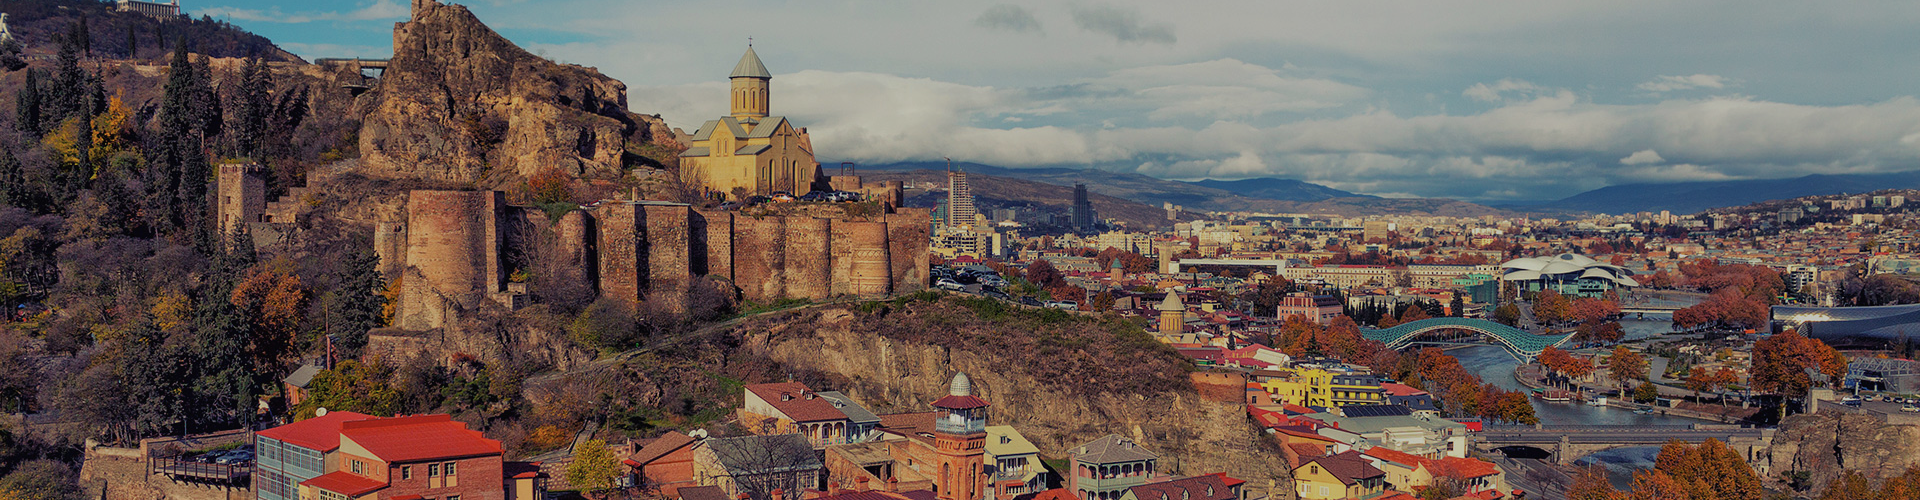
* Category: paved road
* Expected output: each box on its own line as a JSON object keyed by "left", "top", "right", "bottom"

{"left": 1480, "top": 426, "right": 1763, "bottom": 445}
{"left": 1492, "top": 455, "right": 1572, "bottom": 499}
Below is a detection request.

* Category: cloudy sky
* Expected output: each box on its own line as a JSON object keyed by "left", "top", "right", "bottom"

{"left": 197, "top": 0, "right": 1920, "bottom": 201}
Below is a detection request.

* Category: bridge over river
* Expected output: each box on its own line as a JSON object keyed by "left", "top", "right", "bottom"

{"left": 1477, "top": 425, "right": 1774, "bottom": 468}
{"left": 1362, "top": 318, "right": 1572, "bottom": 361}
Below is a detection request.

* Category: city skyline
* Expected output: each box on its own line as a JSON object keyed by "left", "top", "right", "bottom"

{"left": 193, "top": 0, "right": 1920, "bottom": 201}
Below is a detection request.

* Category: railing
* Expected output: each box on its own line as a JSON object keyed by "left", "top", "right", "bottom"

{"left": 152, "top": 456, "right": 254, "bottom": 484}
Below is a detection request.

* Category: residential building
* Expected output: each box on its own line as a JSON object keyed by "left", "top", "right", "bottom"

{"left": 1117, "top": 474, "right": 1245, "bottom": 500}
{"left": 1359, "top": 448, "right": 1504, "bottom": 498}
{"left": 257, "top": 411, "right": 374, "bottom": 500}
{"left": 1072, "top": 184, "right": 1096, "bottom": 234}
{"left": 256, "top": 412, "right": 544, "bottom": 500}
{"left": 817, "top": 391, "right": 884, "bottom": 443}
{"left": 1297, "top": 413, "right": 1471, "bottom": 459}
{"left": 1377, "top": 384, "right": 1437, "bottom": 416}
{"left": 1066, "top": 435, "right": 1160, "bottom": 500}
{"left": 626, "top": 431, "right": 705, "bottom": 496}
{"left": 740, "top": 382, "right": 857, "bottom": 447}
{"left": 1276, "top": 293, "right": 1343, "bottom": 325}
{"left": 694, "top": 434, "right": 825, "bottom": 500}
{"left": 984, "top": 426, "right": 1047, "bottom": 500}
{"left": 1299, "top": 370, "right": 1386, "bottom": 408}
{"left": 1292, "top": 451, "right": 1398, "bottom": 500}
{"left": 1260, "top": 379, "right": 1310, "bottom": 407}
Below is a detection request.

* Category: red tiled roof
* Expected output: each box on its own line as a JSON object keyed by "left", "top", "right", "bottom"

{"left": 1361, "top": 447, "right": 1427, "bottom": 469}
{"left": 1301, "top": 451, "right": 1384, "bottom": 486}
{"left": 1432, "top": 457, "right": 1500, "bottom": 480}
{"left": 746, "top": 382, "right": 849, "bottom": 423}
{"left": 1379, "top": 383, "right": 1429, "bottom": 397}
{"left": 302, "top": 471, "right": 387, "bottom": 497}
{"left": 629, "top": 431, "right": 698, "bottom": 466}
{"left": 257, "top": 411, "right": 374, "bottom": 452}
{"left": 339, "top": 414, "right": 503, "bottom": 463}
{"left": 1126, "top": 474, "right": 1236, "bottom": 500}
{"left": 506, "top": 461, "right": 545, "bottom": 480}
{"left": 1286, "top": 443, "right": 1327, "bottom": 461}
{"left": 931, "top": 394, "right": 990, "bottom": 410}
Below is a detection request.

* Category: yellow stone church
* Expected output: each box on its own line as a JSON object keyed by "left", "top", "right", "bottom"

{"left": 679, "top": 47, "right": 823, "bottom": 199}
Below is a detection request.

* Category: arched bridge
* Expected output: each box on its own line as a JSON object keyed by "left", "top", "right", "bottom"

{"left": 1361, "top": 318, "right": 1571, "bottom": 361}
{"left": 1476, "top": 425, "right": 1774, "bottom": 467}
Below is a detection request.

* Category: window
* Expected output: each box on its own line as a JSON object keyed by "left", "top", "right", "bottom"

{"left": 444, "top": 461, "right": 457, "bottom": 476}
{"left": 402, "top": 466, "right": 412, "bottom": 480}
{"left": 429, "top": 463, "right": 440, "bottom": 477}
{"left": 351, "top": 460, "right": 363, "bottom": 474}
{"left": 448, "top": 496, "right": 461, "bottom": 500}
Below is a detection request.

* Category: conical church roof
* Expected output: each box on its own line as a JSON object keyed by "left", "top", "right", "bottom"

{"left": 731, "top": 46, "right": 772, "bottom": 79}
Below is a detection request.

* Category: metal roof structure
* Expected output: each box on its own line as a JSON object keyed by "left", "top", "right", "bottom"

{"left": 1362, "top": 317, "right": 1572, "bottom": 361}
{"left": 732, "top": 46, "right": 773, "bottom": 79}
{"left": 1498, "top": 253, "right": 1639, "bottom": 287}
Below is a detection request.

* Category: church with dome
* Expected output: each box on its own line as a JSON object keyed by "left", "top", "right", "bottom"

{"left": 678, "top": 46, "right": 824, "bottom": 200}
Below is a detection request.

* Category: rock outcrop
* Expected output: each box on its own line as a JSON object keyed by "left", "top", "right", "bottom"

{"left": 358, "top": 0, "right": 660, "bottom": 186}
{"left": 1767, "top": 410, "right": 1920, "bottom": 492}
{"left": 732, "top": 305, "right": 1296, "bottom": 500}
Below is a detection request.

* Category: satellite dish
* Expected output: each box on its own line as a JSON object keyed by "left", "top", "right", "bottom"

{"left": 316, "top": 407, "right": 329, "bottom": 416}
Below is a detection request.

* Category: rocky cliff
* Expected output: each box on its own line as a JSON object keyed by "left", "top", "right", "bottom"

{"left": 357, "top": 0, "right": 668, "bottom": 187}
{"left": 1767, "top": 410, "right": 1920, "bottom": 492}
{"left": 728, "top": 300, "right": 1296, "bottom": 499}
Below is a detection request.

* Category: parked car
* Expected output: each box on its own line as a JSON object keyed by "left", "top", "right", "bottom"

{"left": 1903, "top": 404, "right": 1919, "bottom": 412}
{"left": 1019, "top": 296, "right": 1044, "bottom": 307}
{"left": 937, "top": 279, "right": 965, "bottom": 291}
{"left": 215, "top": 450, "right": 254, "bottom": 465}
{"left": 770, "top": 191, "right": 795, "bottom": 201}
{"left": 1044, "top": 300, "right": 1078, "bottom": 310}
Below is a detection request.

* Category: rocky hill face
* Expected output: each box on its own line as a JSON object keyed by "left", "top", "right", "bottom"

{"left": 357, "top": 0, "right": 666, "bottom": 187}
{"left": 1767, "top": 411, "right": 1920, "bottom": 493}
{"left": 728, "top": 300, "right": 1295, "bottom": 499}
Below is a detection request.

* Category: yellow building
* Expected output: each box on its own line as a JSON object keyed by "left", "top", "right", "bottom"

{"left": 1291, "top": 452, "right": 1393, "bottom": 500}
{"left": 1291, "top": 368, "right": 1385, "bottom": 408}
{"left": 1261, "top": 378, "right": 1310, "bottom": 407}
{"left": 680, "top": 46, "right": 822, "bottom": 199}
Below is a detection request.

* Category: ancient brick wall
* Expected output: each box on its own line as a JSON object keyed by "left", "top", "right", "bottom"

{"left": 596, "top": 202, "right": 644, "bottom": 308}
{"left": 373, "top": 222, "right": 409, "bottom": 277}
{"left": 693, "top": 210, "right": 733, "bottom": 281}
{"left": 404, "top": 191, "right": 503, "bottom": 307}
{"left": 216, "top": 162, "right": 265, "bottom": 239}
{"left": 557, "top": 210, "right": 596, "bottom": 288}
{"left": 733, "top": 215, "right": 787, "bottom": 303}
{"left": 784, "top": 217, "right": 831, "bottom": 300}
{"left": 642, "top": 203, "right": 692, "bottom": 313}
{"left": 886, "top": 208, "right": 932, "bottom": 293}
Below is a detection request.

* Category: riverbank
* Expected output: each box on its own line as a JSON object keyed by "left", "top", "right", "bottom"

{"left": 1510, "top": 364, "right": 1742, "bottom": 423}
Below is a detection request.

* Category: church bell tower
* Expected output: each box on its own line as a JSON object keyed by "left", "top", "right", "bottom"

{"left": 730, "top": 45, "right": 772, "bottom": 119}
{"left": 932, "top": 372, "right": 989, "bottom": 500}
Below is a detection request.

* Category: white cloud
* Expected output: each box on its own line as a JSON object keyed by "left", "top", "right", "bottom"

{"left": 1463, "top": 79, "right": 1548, "bottom": 103}
{"left": 197, "top": 0, "right": 408, "bottom": 23}
{"left": 1620, "top": 149, "right": 1664, "bottom": 165}
{"left": 1637, "top": 74, "right": 1733, "bottom": 93}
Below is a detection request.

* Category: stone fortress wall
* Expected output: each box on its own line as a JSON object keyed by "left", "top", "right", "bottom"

{"left": 217, "top": 165, "right": 928, "bottom": 332}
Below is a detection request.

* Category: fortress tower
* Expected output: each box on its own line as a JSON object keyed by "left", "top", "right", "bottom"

{"left": 932, "top": 373, "right": 989, "bottom": 500}
{"left": 680, "top": 45, "right": 823, "bottom": 199}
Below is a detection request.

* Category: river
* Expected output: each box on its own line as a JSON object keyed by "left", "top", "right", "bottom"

{"left": 1448, "top": 314, "right": 1687, "bottom": 490}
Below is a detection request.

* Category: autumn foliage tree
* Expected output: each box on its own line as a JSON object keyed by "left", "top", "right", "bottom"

{"left": 1608, "top": 346, "right": 1646, "bottom": 391}
{"left": 1533, "top": 289, "right": 1573, "bottom": 326}
{"left": 1751, "top": 330, "right": 1847, "bottom": 405}
{"left": 231, "top": 263, "right": 311, "bottom": 376}
{"left": 1569, "top": 439, "right": 1763, "bottom": 500}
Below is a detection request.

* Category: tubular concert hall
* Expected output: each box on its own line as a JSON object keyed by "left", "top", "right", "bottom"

{"left": 1499, "top": 253, "right": 1639, "bottom": 298}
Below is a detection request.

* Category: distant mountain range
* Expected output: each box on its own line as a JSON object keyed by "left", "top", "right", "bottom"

{"left": 1496, "top": 170, "right": 1920, "bottom": 215}
{"left": 855, "top": 162, "right": 1503, "bottom": 217}
{"left": 1186, "top": 178, "right": 1371, "bottom": 202}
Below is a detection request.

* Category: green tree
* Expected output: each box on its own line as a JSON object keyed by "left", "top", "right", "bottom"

{"left": 0, "top": 460, "right": 84, "bottom": 500}
{"left": 1634, "top": 382, "right": 1659, "bottom": 404}
{"left": 330, "top": 247, "right": 388, "bottom": 359}
{"left": 1493, "top": 303, "right": 1521, "bottom": 326}
{"left": 567, "top": 439, "right": 622, "bottom": 493}
{"left": 294, "top": 360, "right": 401, "bottom": 419}
{"left": 12, "top": 69, "right": 40, "bottom": 135}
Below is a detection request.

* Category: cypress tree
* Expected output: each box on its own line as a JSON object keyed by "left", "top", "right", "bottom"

{"left": 330, "top": 247, "right": 388, "bottom": 359}
{"left": 15, "top": 69, "right": 42, "bottom": 136}
{"left": 0, "top": 147, "right": 21, "bottom": 207}
{"left": 127, "top": 25, "right": 138, "bottom": 58}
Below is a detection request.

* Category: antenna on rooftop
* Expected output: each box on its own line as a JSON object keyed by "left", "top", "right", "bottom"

{"left": 945, "top": 156, "right": 953, "bottom": 172}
